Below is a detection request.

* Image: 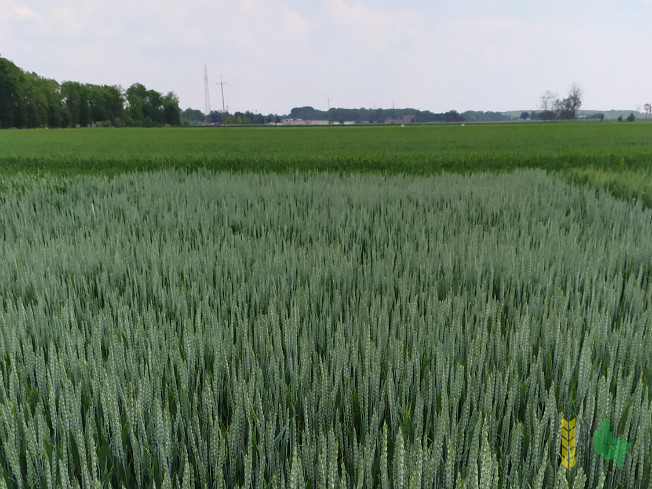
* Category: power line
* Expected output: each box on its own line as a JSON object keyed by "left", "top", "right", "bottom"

{"left": 204, "top": 65, "right": 211, "bottom": 115}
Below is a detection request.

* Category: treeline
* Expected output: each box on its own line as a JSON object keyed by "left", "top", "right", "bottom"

{"left": 182, "top": 108, "right": 280, "bottom": 125}
{"left": 288, "top": 106, "right": 510, "bottom": 123}
{"left": 531, "top": 84, "right": 586, "bottom": 121}
{"left": 521, "top": 111, "right": 605, "bottom": 121}
{"left": 0, "top": 57, "right": 180, "bottom": 128}
{"left": 181, "top": 106, "right": 511, "bottom": 126}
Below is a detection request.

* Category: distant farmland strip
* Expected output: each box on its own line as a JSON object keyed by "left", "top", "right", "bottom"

{"left": 0, "top": 124, "right": 651, "bottom": 176}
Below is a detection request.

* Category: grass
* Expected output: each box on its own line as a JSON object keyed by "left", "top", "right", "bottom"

{"left": 566, "top": 167, "right": 652, "bottom": 207}
{"left": 0, "top": 123, "right": 651, "bottom": 176}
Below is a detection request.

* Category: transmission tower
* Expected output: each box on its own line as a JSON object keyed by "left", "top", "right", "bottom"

{"left": 204, "top": 65, "right": 211, "bottom": 115}
{"left": 217, "top": 76, "right": 227, "bottom": 113}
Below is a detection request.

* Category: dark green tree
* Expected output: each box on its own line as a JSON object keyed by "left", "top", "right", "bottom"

{"left": 444, "top": 110, "right": 464, "bottom": 122}
{"left": 144, "top": 89, "right": 164, "bottom": 125}
{"left": 162, "top": 92, "right": 180, "bottom": 125}
{"left": 88, "top": 85, "right": 124, "bottom": 125}
{"left": 126, "top": 83, "right": 147, "bottom": 125}
{"left": 0, "top": 58, "right": 24, "bottom": 128}
{"left": 43, "top": 79, "right": 65, "bottom": 128}
{"left": 62, "top": 82, "right": 91, "bottom": 127}
{"left": 289, "top": 106, "right": 327, "bottom": 120}
{"left": 22, "top": 72, "right": 49, "bottom": 127}
{"left": 182, "top": 107, "right": 205, "bottom": 123}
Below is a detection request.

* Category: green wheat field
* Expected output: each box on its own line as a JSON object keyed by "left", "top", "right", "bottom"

{"left": 0, "top": 123, "right": 650, "bottom": 488}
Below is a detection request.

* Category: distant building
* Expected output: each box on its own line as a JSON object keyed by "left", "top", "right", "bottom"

{"left": 280, "top": 119, "right": 332, "bottom": 126}
{"left": 384, "top": 115, "right": 415, "bottom": 124}
{"left": 280, "top": 119, "right": 361, "bottom": 126}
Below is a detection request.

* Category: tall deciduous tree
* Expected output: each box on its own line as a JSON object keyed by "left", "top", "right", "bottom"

{"left": 62, "top": 82, "right": 91, "bottom": 127}
{"left": 162, "top": 92, "right": 181, "bottom": 125}
{"left": 88, "top": 85, "right": 123, "bottom": 125}
{"left": 0, "top": 57, "right": 24, "bottom": 128}
{"left": 23, "top": 72, "right": 49, "bottom": 128}
{"left": 144, "top": 89, "right": 164, "bottom": 125}
{"left": 566, "top": 82, "right": 583, "bottom": 118}
{"left": 126, "top": 83, "right": 147, "bottom": 125}
{"left": 539, "top": 90, "right": 557, "bottom": 112}
{"left": 644, "top": 103, "right": 651, "bottom": 118}
{"left": 538, "top": 84, "right": 583, "bottom": 120}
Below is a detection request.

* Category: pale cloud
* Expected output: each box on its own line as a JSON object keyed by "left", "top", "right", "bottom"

{"left": 47, "top": 6, "right": 88, "bottom": 38}
{"left": 0, "top": 2, "right": 40, "bottom": 23}
{"left": 436, "top": 18, "right": 532, "bottom": 68}
{"left": 12, "top": 5, "right": 41, "bottom": 21}
{"left": 324, "top": 0, "right": 423, "bottom": 51}
{"left": 326, "top": 0, "right": 418, "bottom": 29}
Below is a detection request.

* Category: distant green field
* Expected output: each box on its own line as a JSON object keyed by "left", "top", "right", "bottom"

{"left": 0, "top": 123, "right": 651, "bottom": 175}
{"left": 2, "top": 122, "right": 651, "bottom": 206}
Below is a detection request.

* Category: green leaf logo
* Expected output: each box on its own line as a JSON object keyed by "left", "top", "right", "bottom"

{"left": 592, "top": 420, "right": 630, "bottom": 469}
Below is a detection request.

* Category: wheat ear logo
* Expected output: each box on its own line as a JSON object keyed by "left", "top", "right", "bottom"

{"left": 592, "top": 420, "right": 630, "bottom": 469}
{"left": 561, "top": 418, "right": 577, "bottom": 469}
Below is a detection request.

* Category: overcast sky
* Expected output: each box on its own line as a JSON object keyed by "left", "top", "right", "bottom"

{"left": 2, "top": 0, "right": 651, "bottom": 114}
